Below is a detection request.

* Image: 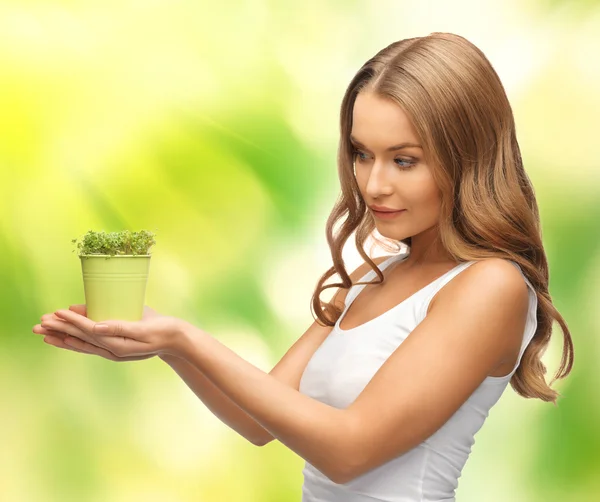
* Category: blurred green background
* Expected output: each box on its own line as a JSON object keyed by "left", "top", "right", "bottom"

{"left": 1, "top": 1, "right": 599, "bottom": 501}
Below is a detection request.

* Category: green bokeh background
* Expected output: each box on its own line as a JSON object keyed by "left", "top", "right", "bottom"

{"left": 1, "top": 1, "right": 599, "bottom": 501}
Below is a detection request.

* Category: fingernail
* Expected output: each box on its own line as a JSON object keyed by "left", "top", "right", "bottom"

{"left": 95, "top": 324, "right": 109, "bottom": 333}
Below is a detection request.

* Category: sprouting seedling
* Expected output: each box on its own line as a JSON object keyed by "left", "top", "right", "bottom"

{"left": 72, "top": 230, "right": 157, "bottom": 257}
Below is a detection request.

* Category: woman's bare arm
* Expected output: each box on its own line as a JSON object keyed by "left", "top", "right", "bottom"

{"left": 159, "top": 256, "right": 389, "bottom": 447}
{"left": 159, "top": 353, "right": 272, "bottom": 445}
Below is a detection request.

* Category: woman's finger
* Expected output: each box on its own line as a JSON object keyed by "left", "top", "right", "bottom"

{"left": 40, "top": 316, "right": 106, "bottom": 348}
{"left": 62, "top": 335, "right": 119, "bottom": 360}
{"left": 69, "top": 304, "right": 87, "bottom": 317}
{"left": 44, "top": 335, "right": 92, "bottom": 355}
{"left": 44, "top": 333, "right": 150, "bottom": 362}
{"left": 33, "top": 324, "right": 59, "bottom": 336}
{"left": 35, "top": 319, "right": 115, "bottom": 355}
{"left": 38, "top": 313, "right": 79, "bottom": 333}
{"left": 38, "top": 323, "right": 115, "bottom": 356}
{"left": 62, "top": 335, "right": 151, "bottom": 362}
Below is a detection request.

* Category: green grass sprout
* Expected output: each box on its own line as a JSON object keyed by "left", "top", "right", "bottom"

{"left": 72, "top": 230, "right": 157, "bottom": 257}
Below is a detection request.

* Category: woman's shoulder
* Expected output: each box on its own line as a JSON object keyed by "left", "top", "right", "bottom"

{"left": 440, "top": 257, "right": 530, "bottom": 305}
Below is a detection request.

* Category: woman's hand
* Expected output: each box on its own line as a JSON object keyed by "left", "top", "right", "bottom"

{"left": 33, "top": 305, "right": 162, "bottom": 362}
{"left": 33, "top": 304, "right": 188, "bottom": 358}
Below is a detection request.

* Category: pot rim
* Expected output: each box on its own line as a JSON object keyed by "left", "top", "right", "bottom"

{"left": 79, "top": 254, "right": 152, "bottom": 258}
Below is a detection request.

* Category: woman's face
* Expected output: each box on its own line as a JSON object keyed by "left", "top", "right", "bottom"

{"left": 350, "top": 91, "right": 442, "bottom": 242}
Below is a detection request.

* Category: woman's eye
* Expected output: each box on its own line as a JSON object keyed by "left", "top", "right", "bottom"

{"left": 352, "top": 149, "right": 415, "bottom": 169}
{"left": 394, "top": 158, "right": 415, "bottom": 169}
{"left": 353, "top": 149, "right": 369, "bottom": 162}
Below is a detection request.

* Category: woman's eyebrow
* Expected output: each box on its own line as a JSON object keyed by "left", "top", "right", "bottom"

{"left": 350, "top": 135, "right": 423, "bottom": 151}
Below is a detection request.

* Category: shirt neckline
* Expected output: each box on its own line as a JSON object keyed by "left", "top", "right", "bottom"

{"left": 335, "top": 255, "right": 470, "bottom": 334}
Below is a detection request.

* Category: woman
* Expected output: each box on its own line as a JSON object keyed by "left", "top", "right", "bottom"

{"left": 33, "top": 32, "right": 573, "bottom": 501}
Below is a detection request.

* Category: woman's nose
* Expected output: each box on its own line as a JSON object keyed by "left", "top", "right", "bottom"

{"left": 365, "top": 163, "right": 394, "bottom": 197}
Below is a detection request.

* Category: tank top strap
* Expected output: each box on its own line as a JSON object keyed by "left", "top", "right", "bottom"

{"left": 345, "top": 254, "right": 407, "bottom": 307}
{"left": 505, "top": 260, "right": 538, "bottom": 372}
{"left": 417, "top": 261, "right": 477, "bottom": 321}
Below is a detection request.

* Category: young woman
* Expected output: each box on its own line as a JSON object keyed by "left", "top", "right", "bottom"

{"left": 34, "top": 32, "right": 574, "bottom": 501}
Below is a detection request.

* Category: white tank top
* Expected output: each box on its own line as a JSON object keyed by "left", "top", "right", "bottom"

{"left": 299, "top": 253, "right": 538, "bottom": 502}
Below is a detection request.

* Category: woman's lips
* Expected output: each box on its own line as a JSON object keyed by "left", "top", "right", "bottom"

{"left": 372, "top": 209, "right": 406, "bottom": 219}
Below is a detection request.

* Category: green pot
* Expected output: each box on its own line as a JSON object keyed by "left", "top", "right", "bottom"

{"left": 79, "top": 254, "right": 151, "bottom": 322}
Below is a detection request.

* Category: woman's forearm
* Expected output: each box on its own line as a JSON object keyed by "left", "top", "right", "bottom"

{"left": 174, "top": 323, "right": 354, "bottom": 483}
{"left": 159, "top": 354, "right": 273, "bottom": 446}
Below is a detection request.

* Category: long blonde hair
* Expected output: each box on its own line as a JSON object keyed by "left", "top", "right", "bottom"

{"left": 310, "top": 32, "right": 573, "bottom": 404}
